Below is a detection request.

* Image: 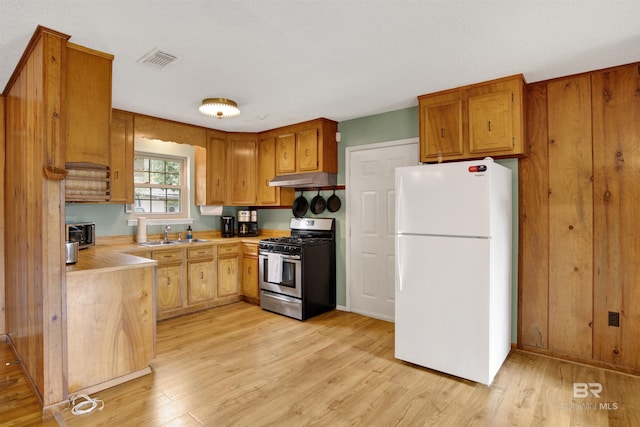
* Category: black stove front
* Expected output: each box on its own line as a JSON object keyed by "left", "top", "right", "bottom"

{"left": 259, "top": 218, "right": 336, "bottom": 320}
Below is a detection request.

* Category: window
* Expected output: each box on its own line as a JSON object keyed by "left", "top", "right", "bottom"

{"left": 133, "top": 153, "right": 187, "bottom": 218}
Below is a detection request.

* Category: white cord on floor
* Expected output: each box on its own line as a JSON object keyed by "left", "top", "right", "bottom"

{"left": 70, "top": 393, "right": 105, "bottom": 415}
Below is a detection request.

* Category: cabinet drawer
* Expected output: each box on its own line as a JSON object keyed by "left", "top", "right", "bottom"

{"left": 152, "top": 249, "right": 183, "bottom": 263}
{"left": 188, "top": 246, "right": 214, "bottom": 259}
{"left": 218, "top": 244, "right": 239, "bottom": 256}
{"left": 242, "top": 243, "right": 258, "bottom": 256}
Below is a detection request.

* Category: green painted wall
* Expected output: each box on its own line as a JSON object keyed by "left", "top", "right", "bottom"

{"left": 67, "top": 106, "right": 518, "bottom": 342}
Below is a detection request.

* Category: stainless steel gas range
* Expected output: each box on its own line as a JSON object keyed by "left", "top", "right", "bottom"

{"left": 259, "top": 217, "right": 336, "bottom": 320}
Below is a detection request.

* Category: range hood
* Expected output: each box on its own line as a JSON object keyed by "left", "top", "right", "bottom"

{"left": 269, "top": 172, "right": 337, "bottom": 188}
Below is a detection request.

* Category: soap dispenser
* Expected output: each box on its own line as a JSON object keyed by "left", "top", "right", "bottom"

{"left": 186, "top": 226, "right": 193, "bottom": 240}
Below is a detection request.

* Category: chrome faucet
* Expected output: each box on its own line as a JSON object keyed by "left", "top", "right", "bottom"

{"left": 163, "top": 225, "right": 171, "bottom": 241}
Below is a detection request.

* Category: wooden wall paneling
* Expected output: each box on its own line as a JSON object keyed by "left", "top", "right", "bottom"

{"left": 3, "top": 26, "right": 69, "bottom": 413}
{"left": 592, "top": 64, "right": 640, "bottom": 369}
{"left": 6, "top": 32, "right": 46, "bottom": 400}
{"left": 41, "top": 30, "right": 67, "bottom": 412}
{"left": 518, "top": 83, "right": 550, "bottom": 350}
{"left": 0, "top": 95, "right": 4, "bottom": 336}
{"left": 546, "top": 75, "right": 594, "bottom": 359}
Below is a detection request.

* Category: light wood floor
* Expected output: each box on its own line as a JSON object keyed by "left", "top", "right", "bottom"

{"left": 3, "top": 302, "right": 640, "bottom": 426}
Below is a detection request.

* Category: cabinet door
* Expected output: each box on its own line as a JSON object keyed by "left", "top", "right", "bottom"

{"left": 188, "top": 259, "right": 215, "bottom": 304}
{"left": 419, "top": 92, "right": 464, "bottom": 162}
{"left": 218, "top": 256, "right": 239, "bottom": 298}
{"left": 258, "top": 136, "right": 278, "bottom": 205}
{"left": 110, "top": 110, "right": 134, "bottom": 203}
{"left": 228, "top": 134, "right": 257, "bottom": 205}
{"left": 242, "top": 256, "right": 259, "bottom": 299}
{"left": 276, "top": 133, "right": 296, "bottom": 174}
{"left": 467, "top": 76, "right": 525, "bottom": 157}
{"left": 468, "top": 90, "right": 513, "bottom": 154}
{"left": 207, "top": 130, "right": 227, "bottom": 205}
{"left": 157, "top": 264, "right": 182, "bottom": 312}
{"left": 66, "top": 43, "right": 112, "bottom": 166}
{"left": 297, "top": 128, "right": 319, "bottom": 171}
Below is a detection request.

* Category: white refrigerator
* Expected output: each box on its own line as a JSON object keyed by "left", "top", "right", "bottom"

{"left": 394, "top": 158, "right": 512, "bottom": 386}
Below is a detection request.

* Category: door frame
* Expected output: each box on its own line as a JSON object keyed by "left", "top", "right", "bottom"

{"left": 345, "top": 137, "right": 419, "bottom": 315}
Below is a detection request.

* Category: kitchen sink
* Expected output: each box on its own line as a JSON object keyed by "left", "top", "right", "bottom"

{"left": 139, "top": 240, "right": 181, "bottom": 247}
{"left": 139, "top": 238, "right": 210, "bottom": 247}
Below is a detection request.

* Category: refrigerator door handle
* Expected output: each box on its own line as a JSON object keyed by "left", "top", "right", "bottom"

{"left": 396, "top": 235, "right": 403, "bottom": 292}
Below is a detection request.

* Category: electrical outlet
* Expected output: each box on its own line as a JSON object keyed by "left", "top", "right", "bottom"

{"left": 608, "top": 311, "right": 620, "bottom": 327}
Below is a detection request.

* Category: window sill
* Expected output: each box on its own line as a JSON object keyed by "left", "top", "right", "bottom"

{"left": 127, "top": 218, "right": 195, "bottom": 227}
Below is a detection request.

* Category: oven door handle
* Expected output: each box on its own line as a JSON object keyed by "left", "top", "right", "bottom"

{"left": 262, "top": 291, "right": 301, "bottom": 304}
{"left": 260, "top": 252, "right": 301, "bottom": 261}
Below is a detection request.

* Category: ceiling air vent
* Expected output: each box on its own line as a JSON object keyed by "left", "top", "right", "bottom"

{"left": 137, "top": 48, "right": 178, "bottom": 69}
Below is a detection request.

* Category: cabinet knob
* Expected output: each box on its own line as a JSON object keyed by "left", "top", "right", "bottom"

{"left": 441, "top": 128, "right": 445, "bottom": 138}
{"left": 305, "top": 148, "right": 309, "bottom": 157}
{"left": 488, "top": 120, "right": 492, "bottom": 132}
{"left": 228, "top": 267, "right": 231, "bottom": 274}
{"left": 201, "top": 271, "right": 204, "bottom": 280}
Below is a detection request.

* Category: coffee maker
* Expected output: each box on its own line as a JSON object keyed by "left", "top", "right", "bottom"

{"left": 221, "top": 216, "right": 234, "bottom": 238}
{"left": 237, "top": 210, "right": 258, "bottom": 237}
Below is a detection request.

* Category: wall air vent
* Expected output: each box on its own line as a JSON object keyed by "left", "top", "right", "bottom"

{"left": 137, "top": 48, "right": 178, "bottom": 69}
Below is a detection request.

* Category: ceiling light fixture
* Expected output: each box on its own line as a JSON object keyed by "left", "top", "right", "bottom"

{"left": 199, "top": 98, "right": 240, "bottom": 118}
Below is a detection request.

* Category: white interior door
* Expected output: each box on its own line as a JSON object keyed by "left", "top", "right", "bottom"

{"left": 346, "top": 138, "right": 418, "bottom": 321}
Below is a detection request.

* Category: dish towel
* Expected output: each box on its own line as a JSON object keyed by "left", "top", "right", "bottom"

{"left": 267, "top": 253, "right": 283, "bottom": 283}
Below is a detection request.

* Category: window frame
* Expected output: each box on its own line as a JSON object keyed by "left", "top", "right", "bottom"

{"left": 131, "top": 151, "right": 189, "bottom": 219}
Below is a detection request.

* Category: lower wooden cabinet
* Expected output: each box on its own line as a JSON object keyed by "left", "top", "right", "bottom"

{"left": 140, "top": 243, "right": 245, "bottom": 320}
{"left": 187, "top": 246, "right": 215, "bottom": 304}
{"left": 157, "top": 264, "right": 183, "bottom": 312}
{"left": 218, "top": 243, "right": 240, "bottom": 298}
{"left": 242, "top": 243, "right": 259, "bottom": 303}
{"left": 134, "top": 241, "right": 264, "bottom": 319}
{"left": 154, "top": 249, "right": 184, "bottom": 314}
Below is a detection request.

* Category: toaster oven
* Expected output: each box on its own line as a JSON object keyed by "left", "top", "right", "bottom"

{"left": 65, "top": 222, "right": 95, "bottom": 249}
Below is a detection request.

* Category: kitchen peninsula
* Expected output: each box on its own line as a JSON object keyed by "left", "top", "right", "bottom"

{"left": 65, "top": 248, "right": 156, "bottom": 395}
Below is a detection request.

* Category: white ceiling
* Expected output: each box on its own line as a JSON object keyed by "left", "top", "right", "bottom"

{"left": 2, "top": 1, "right": 640, "bottom": 132}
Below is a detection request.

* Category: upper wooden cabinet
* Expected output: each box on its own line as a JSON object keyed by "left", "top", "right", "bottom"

{"left": 270, "top": 118, "right": 338, "bottom": 175}
{"left": 227, "top": 133, "right": 257, "bottom": 206}
{"left": 257, "top": 135, "right": 295, "bottom": 206}
{"left": 419, "top": 75, "right": 526, "bottom": 162}
{"left": 112, "top": 112, "right": 333, "bottom": 207}
{"left": 65, "top": 43, "right": 113, "bottom": 167}
{"left": 205, "top": 129, "right": 227, "bottom": 205}
{"left": 110, "top": 110, "right": 134, "bottom": 203}
{"left": 420, "top": 91, "right": 464, "bottom": 160}
{"left": 275, "top": 133, "right": 296, "bottom": 174}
